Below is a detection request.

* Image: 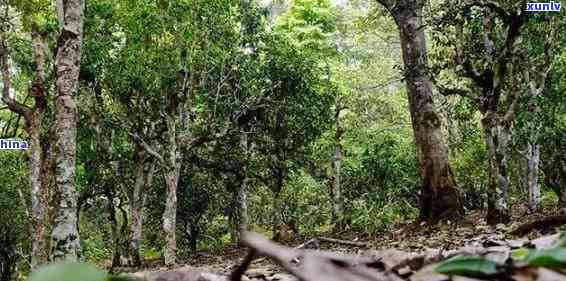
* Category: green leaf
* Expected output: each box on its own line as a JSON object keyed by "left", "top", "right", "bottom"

{"left": 512, "top": 248, "right": 531, "bottom": 261}
{"left": 435, "top": 256, "right": 500, "bottom": 277}
{"left": 526, "top": 248, "right": 566, "bottom": 268}
{"left": 29, "top": 262, "right": 107, "bottom": 281}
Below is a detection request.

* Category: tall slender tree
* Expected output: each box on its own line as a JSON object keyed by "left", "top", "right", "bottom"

{"left": 51, "top": 0, "right": 85, "bottom": 261}
{"left": 0, "top": 8, "right": 50, "bottom": 266}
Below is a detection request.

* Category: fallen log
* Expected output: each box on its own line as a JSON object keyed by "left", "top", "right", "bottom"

{"left": 509, "top": 215, "right": 566, "bottom": 236}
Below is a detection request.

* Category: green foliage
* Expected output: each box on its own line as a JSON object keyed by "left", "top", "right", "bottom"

{"left": 435, "top": 256, "right": 500, "bottom": 277}
{"left": 276, "top": 0, "right": 337, "bottom": 55}
{"left": 524, "top": 248, "right": 566, "bottom": 268}
{"left": 280, "top": 170, "right": 332, "bottom": 234}
{"left": 0, "top": 152, "right": 29, "bottom": 279}
{"left": 340, "top": 130, "right": 419, "bottom": 232}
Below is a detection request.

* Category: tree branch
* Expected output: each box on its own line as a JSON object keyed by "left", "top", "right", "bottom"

{"left": 131, "top": 133, "right": 164, "bottom": 164}
{"left": 436, "top": 84, "right": 480, "bottom": 103}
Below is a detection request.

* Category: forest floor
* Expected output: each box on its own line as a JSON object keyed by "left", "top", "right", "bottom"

{"left": 122, "top": 205, "right": 566, "bottom": 281}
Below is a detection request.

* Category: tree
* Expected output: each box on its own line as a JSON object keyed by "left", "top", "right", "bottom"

{"left": 432, "top": 0, "right": 528, "bottom": 223}
{"left": 516, "top": 15, "right": 557, "bottom": 212}
{"left": 51, "top": 0, "right": 85, "bottom": 261}
{"left": 0, "top": 1, "right": 54, "bottom": 267}
{"left": 376, "top": 0, "right": 462, "bottom": 222}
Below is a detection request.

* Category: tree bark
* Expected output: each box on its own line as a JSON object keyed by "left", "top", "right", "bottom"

{"left": 525, "top": 143, "right": 540, "bottom": 212}
{"left": 29, "top": 27, "right": 49, "bottom": 268}
{"left": 51, "top": 0, "right": 85, "bottom": 261}
{"left": 380, "top": 0, "right": 462, "bottom": 222}
{"left": 163, "top": 113, "right": 180, "bottom": 266}
{"left": 271, "top": 191, "right": 284, "bottom": 241}
{"left": 29, "top": 112, "right": 47, "bottom": 267}
{"left": 129, "top": 146, "right": 155, "bottom": 266}
{"left": 482, "top": 115, "right": 511, "bottom": 223}
{"left": 331, "top": 106, "right": 344, "bottom": 228}
{"left": 233, "top": 128, "right": 250, "bottom": 244}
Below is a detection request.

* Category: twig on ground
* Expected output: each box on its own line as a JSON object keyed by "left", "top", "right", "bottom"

{"left": 318, "top": 237, "right": 371, "bottom": 248}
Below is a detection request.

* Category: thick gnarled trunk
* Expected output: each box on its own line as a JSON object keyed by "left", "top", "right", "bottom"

{"left": 388, "top": 1, "right": 462, "bottom": 221}
{"left": 51, "top": 0, "right": 84, "bottom": 261}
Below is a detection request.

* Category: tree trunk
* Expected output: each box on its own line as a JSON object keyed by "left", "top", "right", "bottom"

{"left": 482, "top": 114, "right": 511, "bottom": 224}
{"left": 331, "top": 106, "right": 343, "bottom": 228}
{"left": 1, "top": 21, "right": 50, "bottom": 268}
{"left": 107, "top": 188, "right": 121, "bottom": 268}
{"left": 51, "top": 0, "right": 84, "bottom": 261}
{"left": 233, "top": 129, "right": 250, "bottom": 244}
{"left": 129, "top": 147, "right": 155, "bottom": 266}
{"left": 389, "top": 0, "right": 462, "bottom": 222}
{"left": 41, "top": 135, "right": 56, "bottom": 259}
{"left": 163, "top": 114, "right": 180, "bottom": 266}
{"left": 163, "top": 171, "right": 178, "bottom": 266}
{"left": 130, "top": 157, "right": 145, "bottom": 266}
{"left": 271, "top": 191, "right": 283, "bottom": 241}
{"left": 525, "top": 143, "right": 540, "bottom": 212}
{"left": 29, "top": 26, "right": 49, "bottom": 269}
{"left": 29, "top": 112, "right": 47, "bottom": 267}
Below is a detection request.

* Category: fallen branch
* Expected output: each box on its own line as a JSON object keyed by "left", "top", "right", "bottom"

{"left": 296, "top": 238, "right": 320, "bottom": 250}
{"left": 510, "top": 215, "right": 566, "bottom": 236}
{"left": 241, "top": 232, "right": 397, "bottom": 281}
